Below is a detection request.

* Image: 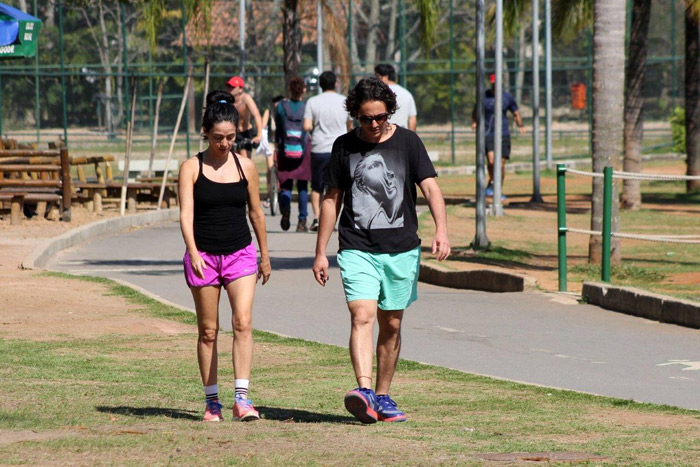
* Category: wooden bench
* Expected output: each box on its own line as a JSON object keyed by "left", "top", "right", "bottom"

{"left": 118, "top": 159, "right": 170, "bottom": 181}
{"left": 73, "top": 180, "right": 178, "bottom": 213}
{"left": 69, "top": 155, "right": 115, "bottom": 213}
{"left": 0, "top": 148, "right": 72, "bottom": 224}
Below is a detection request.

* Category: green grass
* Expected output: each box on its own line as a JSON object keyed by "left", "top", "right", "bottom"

{"left": 2, "top": 275, "right": 700, "bottom": 464}
{"left": 570, "top": 263, "right": 666, "bottom": 284}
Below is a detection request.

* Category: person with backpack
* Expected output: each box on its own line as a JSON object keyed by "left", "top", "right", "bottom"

{"left": 275, "top": 77, "right": 311, "bottom": 232}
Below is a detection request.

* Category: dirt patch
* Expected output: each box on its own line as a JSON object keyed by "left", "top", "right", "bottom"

{"left": 0, "top": 206, "right": 193, "bottom": 342}
{"left": 591, "top": 409, "right": 700, "bottom": 430}
{"left": 0, "top": 429, "right": 74, "bottom": 446}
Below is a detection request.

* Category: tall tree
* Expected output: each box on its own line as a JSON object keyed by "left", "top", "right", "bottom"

{"left": 686, "top": 4, "right": 700, "bottom": 192}
{"left": 282, "top": 0, "right": 302, "bottom": 88}
{"left": 621, "top": 0, "right": 651, "bottom": 209}
{"left": 589, "top": 0, "right": 625, "bottom": 263}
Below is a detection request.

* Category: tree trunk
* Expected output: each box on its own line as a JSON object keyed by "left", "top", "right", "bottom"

{"left": 589, "top": 0, "right": 625, "bottom": 264}
{"left": 622, "top": 0, "right": 651, "bottom": 210}
{"left": 96, "top": 2, "right": 115, "bottom": 137}
{"left": 350, "top": 2, "right": 360, "bottom": 74}
{"left": 365, "top": 0, "right": 381, "bottom": 70}
{"left": 385, "top": 0, "right": 398, "bottom": 61}
{"left": 18, "top": 0, "right": 27, "bottom": 12}
{"left": 114, "top": 2, "right": 125, "bottom": 129}
{"left": 43, "top": 1, "right": 55, "bottom": 28}
{"left": 282, "top": 0, "right": 302, "bottom": 90}
{"left": 686, "top": 10, "right": 700, "bottom": 193}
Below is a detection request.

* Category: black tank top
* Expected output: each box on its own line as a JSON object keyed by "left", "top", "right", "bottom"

{"left": 193, "top": 152, "right": 252, "bottom": 254}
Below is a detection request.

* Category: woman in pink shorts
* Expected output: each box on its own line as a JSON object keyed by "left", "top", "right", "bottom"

{"left": 179, "top": 89, "right": 271, "bottom": 422}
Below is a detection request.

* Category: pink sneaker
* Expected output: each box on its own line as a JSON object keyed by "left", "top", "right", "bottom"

{"left": 233, "top": 397, "right": 260, "bottom": 421}
{"left": 203, "top": 399, "right": 223, "bottom": 422}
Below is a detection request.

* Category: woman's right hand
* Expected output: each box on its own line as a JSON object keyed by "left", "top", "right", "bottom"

{"left": 188, "top": 250, "right": 207, "bottom": 279}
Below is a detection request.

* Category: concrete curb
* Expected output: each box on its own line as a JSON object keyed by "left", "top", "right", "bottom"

{"left": 419, "top": 263, "right": 525, "bottom": 293}
{"left": 582, "top": 282, "right": 700, "bottom": 329}
{"left": 22, "top": 208, "right": 180, "bottom": 270}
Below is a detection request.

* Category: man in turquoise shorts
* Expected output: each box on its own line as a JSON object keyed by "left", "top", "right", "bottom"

{"left": 312, "top": 78, "right": 451, "bottom": 424}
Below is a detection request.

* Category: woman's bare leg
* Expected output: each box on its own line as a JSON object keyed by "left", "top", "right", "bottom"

{"left": 191, "top": 285, "right": 222, "bottom": 386}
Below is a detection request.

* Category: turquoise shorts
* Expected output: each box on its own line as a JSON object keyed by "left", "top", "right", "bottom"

{"left": 337, "top": 246, "right": 421, "bottom": 311}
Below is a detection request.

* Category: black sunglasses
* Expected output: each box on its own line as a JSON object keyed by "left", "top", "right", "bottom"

{"left": 358, "top": 113, "right": 389, "bottom": 125}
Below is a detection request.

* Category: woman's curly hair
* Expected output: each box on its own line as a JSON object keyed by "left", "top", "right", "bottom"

{"left": 345, "top": 77, "right": 397, "bottom": 119}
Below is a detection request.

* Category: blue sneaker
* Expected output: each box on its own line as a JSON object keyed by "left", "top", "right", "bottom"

{"left": 484, "top": 183, "right": 494, "bottom": 197}
{"left": 344, "top": 387, "right": 378, "bottom": 424}
{"left": 375, "top": 394, "right": 406, "bottom": 422}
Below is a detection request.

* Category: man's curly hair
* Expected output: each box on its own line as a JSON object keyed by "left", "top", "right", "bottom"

{"left": 345, "top": 77, "right": 397, "bottom": 119}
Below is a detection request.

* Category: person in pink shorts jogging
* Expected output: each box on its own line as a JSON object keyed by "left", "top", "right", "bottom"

{"left": 179, "top": 89, "right": 271, "bottom": 422}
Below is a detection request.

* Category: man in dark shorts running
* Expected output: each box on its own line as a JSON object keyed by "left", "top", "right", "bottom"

{"left": 471, "top": 73, "right": 526, "bottom": 198}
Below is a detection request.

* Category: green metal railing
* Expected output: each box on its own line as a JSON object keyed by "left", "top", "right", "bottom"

{"left": 556, "top": 164, "right": 613, "bottom": 292}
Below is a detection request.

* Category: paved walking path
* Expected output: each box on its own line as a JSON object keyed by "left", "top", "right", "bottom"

{"left": 47, "top": 209, "right": 700, "bottom": 411}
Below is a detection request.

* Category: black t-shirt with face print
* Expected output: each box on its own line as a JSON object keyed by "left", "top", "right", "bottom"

{"left": 325, "top": 125, "right": 437, "bottom": 253}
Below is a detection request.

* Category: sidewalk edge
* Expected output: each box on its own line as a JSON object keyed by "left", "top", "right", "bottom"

{"left": 419, "top": 263, "right": 525, "bottom": 292}
{"left": 582, "top": 282, "right": 700, "bottom": 329}
{"left": 22, "top": 208, "right": 180, "bottom": 270}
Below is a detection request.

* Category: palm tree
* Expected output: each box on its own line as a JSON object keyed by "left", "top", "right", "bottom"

{"left": 588, "top": 0, "right": 626, "bottom": 263}
{"left": 538, "top": 0, "right": 626, "bottom": 262}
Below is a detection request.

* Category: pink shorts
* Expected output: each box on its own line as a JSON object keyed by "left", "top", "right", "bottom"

{"left": 183, "top": 242, "right": 258, "bottom": 287}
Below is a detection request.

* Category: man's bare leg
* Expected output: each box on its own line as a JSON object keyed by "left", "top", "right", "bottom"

{"left": 487, "top": 150, "right": 495, "bottom": 186}
{"left": 344, "top": 299, "right": 380, "bottom": 423}
{"left": 375, "top": 309, "right": 403, "bottom": 395}
{"left": 348, "top": 299, "right": 377, "bottom": 388}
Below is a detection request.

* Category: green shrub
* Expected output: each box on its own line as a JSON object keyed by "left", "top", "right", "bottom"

{"left": 670, "top": 106, "right": 685, "bottom": 154}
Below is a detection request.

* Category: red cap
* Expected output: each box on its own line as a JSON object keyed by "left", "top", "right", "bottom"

{"left": 227, "top": 76, "right": 245, "bottom": 88}
{"left": 489, "top": 73, "right": 496, "bottom": 84}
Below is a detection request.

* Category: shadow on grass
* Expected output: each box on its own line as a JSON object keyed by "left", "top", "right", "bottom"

{"left": 96, "top": 406, "right": 200, "bottom": 421}
{"left": 258, "top": 406, "right": 356, "bottom": 424}
{"left": 437, "top": 246, "right": 565, "bottom": 273}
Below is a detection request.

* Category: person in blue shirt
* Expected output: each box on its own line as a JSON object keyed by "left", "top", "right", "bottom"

{"left": 471, "top": 73, "right": 526, "bottom": 198}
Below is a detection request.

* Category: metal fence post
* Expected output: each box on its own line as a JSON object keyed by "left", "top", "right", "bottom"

{"left": 34, "top": 0, "right": 40, "bottom": 144}
{"left": 121, "top": 2, "right": 130, "bottom": 122}
{"left": 0, "top": 74, "right": 3, "bottom": 137}
{"left": 557, "top": 164, "right": 568, "bottom": 292}
{"left": 449, "top": 0, "right": 455, "bottom": 164}
{"left": 602, "top": 166, "right": 613, "bottom": 282}
{"left": 181, "top": 0, "right": 191, "bottom": 157}
{"left": 58, "top": 1, "right": 68, "bottom": 145}
{"left": 400, "top": 0, "right": 407, "bottom": 88}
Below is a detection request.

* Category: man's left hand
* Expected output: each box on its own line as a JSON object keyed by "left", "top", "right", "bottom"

{"left": 432, "top": 232, "right": 451, "bottom": 261}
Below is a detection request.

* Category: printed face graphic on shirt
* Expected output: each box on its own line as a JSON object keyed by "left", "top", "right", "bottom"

{"left": 350, "top": 153, "right": 404, "bottom": 230}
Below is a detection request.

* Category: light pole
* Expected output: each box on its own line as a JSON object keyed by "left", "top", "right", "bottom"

{"left": 317, "top": 0, "right": 323, "bottom": 94}
{"left": 531, "top": 0, "right": 544, "bottom": 203}
{"left": 491, "top": 0, "right": 504, "bottom": 216}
